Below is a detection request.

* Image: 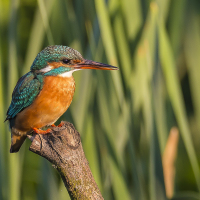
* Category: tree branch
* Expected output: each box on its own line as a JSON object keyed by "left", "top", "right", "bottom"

{"left": 28, "top": 121, "right": 103, "bottom": 200}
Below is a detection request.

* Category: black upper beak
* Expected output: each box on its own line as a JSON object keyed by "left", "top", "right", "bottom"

{"left": 74, "top": 59, "right": 118, "bottom": 70}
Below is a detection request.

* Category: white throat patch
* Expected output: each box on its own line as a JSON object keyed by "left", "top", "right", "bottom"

{"left": 59, "top": 69, "right": 81, "bottom": 77}
{"left": 38, "top": 65, "right": 53, "bottom": 73}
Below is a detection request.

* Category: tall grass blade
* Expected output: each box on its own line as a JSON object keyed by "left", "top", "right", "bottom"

{"left": 121, "top": 0, "right": 142, "bottom": 40}
{"left": 8, "top": 1, "right": 21, "bottom": 200}
{"left": 158, "top": 21, "right": 200, "bottom": 191}
{"left": 37, "top": 0, "right": 54, "bottom": 44}
{"left": 23, "top": 0, "right": 55, "bottom": 73}
{"left": 109, "top": 156, "right": 131, "bottom": 200}
{"left": 83, "top": 114, "right": 102, "bottom": 191}
{"left": 184, "top": 11, "right": 200, "bottom": 138}
{"left": 95, "top": 0, "right": 124, "bottom": 105}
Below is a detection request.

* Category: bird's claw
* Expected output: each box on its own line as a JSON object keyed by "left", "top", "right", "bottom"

{"left": 32, "top": 127, "right": 53, "bottom": 134}
{"left": 50, "top": 122, "right": 65, "bottom": 128}
{"left": 57, "top": 121, "right": 65, "bottom": 127}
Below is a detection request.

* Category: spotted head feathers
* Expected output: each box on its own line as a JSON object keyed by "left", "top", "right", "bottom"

{"left": 31, "top": 45, "right": 84, "bottom": 71}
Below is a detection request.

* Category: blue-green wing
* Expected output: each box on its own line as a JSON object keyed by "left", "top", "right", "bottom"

{"left": 6, "top": 72, "right": 41, "bottom": 120}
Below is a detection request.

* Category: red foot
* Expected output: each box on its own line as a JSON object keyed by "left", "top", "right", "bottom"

{"left": 33, "top": 127, "right": 52, "bottom": 134}
{"left": 57, "top": 122, "right": 65, "bottom": 127}
{"left": 51, "top": 124, "right": 56, "bottom": 127}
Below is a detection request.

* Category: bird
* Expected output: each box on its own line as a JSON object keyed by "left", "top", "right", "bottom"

{"left": 5, "top": 45, "right": 118, "bottom": 153}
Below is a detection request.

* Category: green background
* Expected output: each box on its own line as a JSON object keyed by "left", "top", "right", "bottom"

{"left": 1, "top": 0, "right": 200, "bottom": 199}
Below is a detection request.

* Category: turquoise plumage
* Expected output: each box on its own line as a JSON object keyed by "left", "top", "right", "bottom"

{"left": 6, "top": 72, "right": 42, "bottom": 122}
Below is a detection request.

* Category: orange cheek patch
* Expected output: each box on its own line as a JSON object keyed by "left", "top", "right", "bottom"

{"left": 73, "top": 60, "right": 82, "bottom": 64}
{"left": 47, "top": 61, "right": 64, "bottom": 68}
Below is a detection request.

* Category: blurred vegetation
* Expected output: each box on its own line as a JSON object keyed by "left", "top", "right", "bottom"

{"left": 0, "top": 0, "right": 200, "bottom": 199}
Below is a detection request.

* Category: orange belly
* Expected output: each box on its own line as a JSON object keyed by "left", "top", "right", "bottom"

{"left": 14, "top": 75, "right": 75, "bottom": 132}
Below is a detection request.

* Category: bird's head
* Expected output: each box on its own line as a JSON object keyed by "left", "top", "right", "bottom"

{"left": 31, "top": 45, "right": 118, "bottom": 77}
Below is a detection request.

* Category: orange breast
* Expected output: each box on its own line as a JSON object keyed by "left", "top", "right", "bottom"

{"left": 14, "top": 75, "right": 75, "bottom": 132}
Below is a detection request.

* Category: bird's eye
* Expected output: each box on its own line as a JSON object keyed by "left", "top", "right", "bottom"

{"left": 62, "top": 59, "right": 70, "bottom": 64}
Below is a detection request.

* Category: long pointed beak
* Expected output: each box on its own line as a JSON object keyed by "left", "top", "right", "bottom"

{"left": 74, "top": 59, "right": 118, "bottom": 70}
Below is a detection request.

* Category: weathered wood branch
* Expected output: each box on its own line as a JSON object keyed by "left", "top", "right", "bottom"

{"left": 28, "top": 121, "right": 103, "bottom": 200}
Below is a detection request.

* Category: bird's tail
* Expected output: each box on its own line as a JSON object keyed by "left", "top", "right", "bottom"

{"left": 10, "top": 128, "right": 27, "bottom": 153}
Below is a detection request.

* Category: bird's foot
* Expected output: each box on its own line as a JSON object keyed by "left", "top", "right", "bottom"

{"left": 50, "top": 122, "right": 64, "bottom": 128}
{"left": 33, "top": 127, "right": 52, "bottom": 134}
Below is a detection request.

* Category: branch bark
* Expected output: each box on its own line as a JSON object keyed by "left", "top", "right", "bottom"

{"left": 28, "top": 121, "right": 103, "bottom": 200}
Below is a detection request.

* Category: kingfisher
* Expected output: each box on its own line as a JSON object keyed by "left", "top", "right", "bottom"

{"left": 5, "top": 45, "right": 118, "bottom": 153}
